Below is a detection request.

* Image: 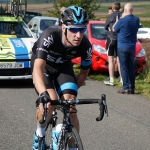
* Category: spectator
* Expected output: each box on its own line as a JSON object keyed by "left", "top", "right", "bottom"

{"left": 104, "top": 2, "right": 121, "bottom": 86}
{"left": 113, "top": 3, "right": 139, "bottom": 94}
{"left": 119, "top": 8, "right": 124, "bottom": 13}
{"left": 55, "top": 6, "right": 66, "bottom": 26}
{"left": 108, "top": 7, "right": 113, "bottom": 15}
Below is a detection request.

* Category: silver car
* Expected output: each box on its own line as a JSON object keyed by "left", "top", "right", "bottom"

{"left": 28, "top": 16, "right": 57, "bottom": 38}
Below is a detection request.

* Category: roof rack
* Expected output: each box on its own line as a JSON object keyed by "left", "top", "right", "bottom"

{"left": 0, "top": 0, "right": 27, "bottom": 19}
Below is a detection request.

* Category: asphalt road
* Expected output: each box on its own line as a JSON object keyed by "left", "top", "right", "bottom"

{"left": 0, "top": 79, "right": 150, "bottom": 150}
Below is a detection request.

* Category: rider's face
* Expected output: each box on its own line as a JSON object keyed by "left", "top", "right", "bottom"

{"left": 62, "top": 24, "right": 87, "bottom": 47}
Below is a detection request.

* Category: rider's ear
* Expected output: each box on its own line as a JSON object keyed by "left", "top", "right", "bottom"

{"left": 62, "top": 24, "right": 65, "bottom": 33}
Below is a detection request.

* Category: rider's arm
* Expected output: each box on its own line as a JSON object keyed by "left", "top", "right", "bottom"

{"left": 76, "top": 68, "right": 90, "bottom": 88}
{"left": 32, "top": 58, "right": 47, "bottom": 95}
{"left": 76, "top": 36, "right": 92, "bottom": 88}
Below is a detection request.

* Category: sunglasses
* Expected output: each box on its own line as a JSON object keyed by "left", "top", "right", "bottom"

{"left": 65, "top": 25, "right": 87, "bottom": 33}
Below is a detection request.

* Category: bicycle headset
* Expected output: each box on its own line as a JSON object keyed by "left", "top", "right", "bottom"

{"left": 60, "top": 6, "right": 89, "bottom": 46}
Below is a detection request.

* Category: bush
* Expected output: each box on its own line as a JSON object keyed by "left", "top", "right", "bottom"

{"left": 140, "top": 20, "right": 150, "bottom": 27}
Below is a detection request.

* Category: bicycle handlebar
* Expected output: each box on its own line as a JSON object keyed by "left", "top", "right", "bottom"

{"left": 38, "top": 94, "right": 108, "bottom": 124}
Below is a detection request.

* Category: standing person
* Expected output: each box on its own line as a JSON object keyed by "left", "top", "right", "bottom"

{"left": 31, "top": 6, "right": 92, "bottom": 150}
{"left": 113, "top": 3, "right": 139, "bottom": 94}
{"left": 104, "top": 2, "right": 121, "bottom": 86}
{"left": 55, "top": 6, "right": 66, "bottom": 26}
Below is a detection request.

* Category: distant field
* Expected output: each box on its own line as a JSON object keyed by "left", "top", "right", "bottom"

{"left": 2, "top": 2, "right": 150, "bottom": 21}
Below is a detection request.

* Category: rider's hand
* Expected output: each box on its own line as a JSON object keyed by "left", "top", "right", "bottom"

{"left": 39, "top": 91, "right": 50, "bottom": 113}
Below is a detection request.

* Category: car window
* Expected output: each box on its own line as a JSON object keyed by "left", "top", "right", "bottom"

{"left": 24, "top": 12, "right": 42, "bottom": 24}
{"left": 0, "top": 22, "right": 33, "bottom": 38}
{"left": 40, "top": 19, "right": 56, "bottom": 31}
{"left": 91, "top": 24, "right": 107, "bottom": 40}
{"left": 137, "top": 30, "right": 148, "bottom": 34}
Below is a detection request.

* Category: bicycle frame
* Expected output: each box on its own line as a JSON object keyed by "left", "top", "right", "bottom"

{"left": 48, "top": 104, "right": 75, "bottom": 149}
{"left": 37, "top": 95, "right": 108, "bottom": 150}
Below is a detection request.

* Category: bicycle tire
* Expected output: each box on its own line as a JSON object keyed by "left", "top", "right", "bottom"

{"left": 60, "top": 126, "right": 84, "bottom": 150}
{"left": 45, "top": 115, "right": 57, "bottom": 150}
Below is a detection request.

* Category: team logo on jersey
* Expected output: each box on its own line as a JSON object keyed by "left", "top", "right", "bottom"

{"left": 66, "top": 54, "right": 74, "bottom": 58}
{"left": 43, "top": 35, "right": 53, "bottom": 48}
{"left": 71, "top": 51, "right": 76, "bottom": 54}
{"left": 47, "top": 55, "right": 67, "bottom": 63}
{"left": 36, "top": 48, "right": 48, "bottom": 53}
{"left": 86, "top": 47, "right": 92, "bottom": 60}
{"left": 47, "top": 55, "right": 56, "bottom": 62}
{"left": 50, "top": 51, "right": 61, "bottom": 55}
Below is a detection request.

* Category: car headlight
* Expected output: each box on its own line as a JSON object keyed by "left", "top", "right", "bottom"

{"left": 136, "top": 48, "right": 146, "bottom": 57}
{"left": 93, "top": 44, "right": 107, "bottom": 54}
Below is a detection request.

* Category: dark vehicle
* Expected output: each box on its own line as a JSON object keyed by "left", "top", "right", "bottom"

{"left": 23, "top": 11, "right": 42, "bottom": 24}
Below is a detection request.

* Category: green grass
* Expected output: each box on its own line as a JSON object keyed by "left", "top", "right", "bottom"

{"left": 73, "top": 65, "right": 150, "bottom": 99}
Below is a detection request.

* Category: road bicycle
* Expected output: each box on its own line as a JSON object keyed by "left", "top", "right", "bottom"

{"left": 36, "top": 94, "right": 108, "bottom": 150}
{"left": 10, "top": 0, "right": 27, "bottom": 18}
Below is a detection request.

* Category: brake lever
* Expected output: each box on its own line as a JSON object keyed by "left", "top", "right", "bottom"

{"left": 96, "top": 94, "right": 108, "bottom": 121}
{"left": 103, "top": 99, "right": 108, "bottom": 117}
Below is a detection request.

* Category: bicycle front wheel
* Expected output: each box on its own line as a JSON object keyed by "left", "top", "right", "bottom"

{"left": 63, "top": 126, "right": 84, "bottom": 150}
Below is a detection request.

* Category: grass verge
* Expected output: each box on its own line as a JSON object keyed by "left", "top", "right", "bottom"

{"left": 74, "top": 65, "right": 150, "bottom": 99}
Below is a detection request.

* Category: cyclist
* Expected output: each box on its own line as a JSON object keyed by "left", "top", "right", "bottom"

{"left": 31, "top": 6, "right": 92, "bottom": 150}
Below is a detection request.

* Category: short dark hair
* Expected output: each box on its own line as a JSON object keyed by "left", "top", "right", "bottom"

{"left": 112, "top": 2, "right": 121, "bottom": 10}
{"left": 108, "top": 6, "right": 112, "bottom": 10}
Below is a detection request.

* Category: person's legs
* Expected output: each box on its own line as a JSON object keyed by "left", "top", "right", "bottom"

{"left": 118, "top": 49, "right": 129, "bottom": 91}
{"left": 104, "top": 37, "right": 116, "bottom": 85}
{"left": 128, "top": 49, "right": 135, "bottom": 91}
{"left": 117, "top": 56, "right": 123, "bottom": 84}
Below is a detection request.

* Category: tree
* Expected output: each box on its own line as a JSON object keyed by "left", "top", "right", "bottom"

{"left": 47, "top": 0, "right": 101, "bottom": 20}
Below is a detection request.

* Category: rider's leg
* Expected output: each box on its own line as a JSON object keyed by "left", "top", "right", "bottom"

{"left": 33, "top": 89, "right": 58, "bottom": 150}
{"left": 32, "top": 68, "right": 58, "bottom": 150}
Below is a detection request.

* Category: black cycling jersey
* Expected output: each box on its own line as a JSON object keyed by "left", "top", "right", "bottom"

{"left": 31, "top": 25, "right": 92, "bottom": 71}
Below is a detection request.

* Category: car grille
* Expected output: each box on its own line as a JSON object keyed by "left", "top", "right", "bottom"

{"left": 0, "top": 68, "right": 31, "bottom": 76}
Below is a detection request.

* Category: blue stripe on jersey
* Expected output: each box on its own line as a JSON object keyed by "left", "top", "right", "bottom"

{"left": 81, "top": 60, "right": 92, "bottom": 66}
{"left": 57, "top": 82, "right": 78, "bottom": 95}
{"left": 9, "top": 38, "right": 29, "bottom": 59}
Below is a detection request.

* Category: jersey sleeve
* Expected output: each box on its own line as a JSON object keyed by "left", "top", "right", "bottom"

{"left": 35, "top": 27, "right": 54, "bottom": 61}
{"left": 80, "top": 36, "right": 92, "bottom": 70}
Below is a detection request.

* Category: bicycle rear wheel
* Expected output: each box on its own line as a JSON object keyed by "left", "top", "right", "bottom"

{"left": 62, "top": 126, "right": 84, "bottom": 150}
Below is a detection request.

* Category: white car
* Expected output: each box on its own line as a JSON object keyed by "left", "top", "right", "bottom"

{"left": 137, "top": 28, "right": 150, "bottom": 39}
{"left": 28, "top": 16, "right": 57, "bottom": 38}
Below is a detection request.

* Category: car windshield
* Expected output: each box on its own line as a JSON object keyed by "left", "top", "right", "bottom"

{"left": 24, "top": 12, "right": 42, "bottom": 24}
{"left": 40, "top": 19, "right": 56, "bottom": 31}
{"left": 91, "top": 24, "right": 107, "bottom": 40}
{"left": 0, "top": 21, "right": 33, "bottom": 38}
